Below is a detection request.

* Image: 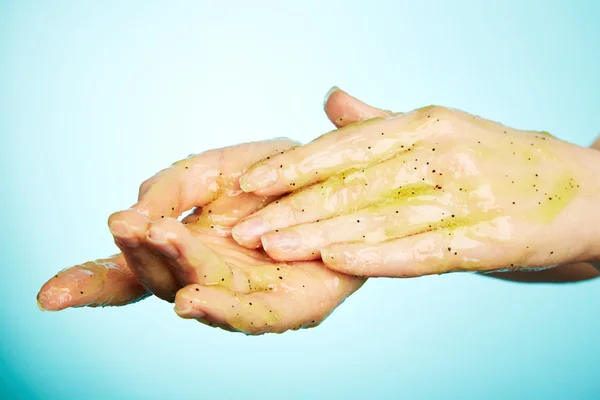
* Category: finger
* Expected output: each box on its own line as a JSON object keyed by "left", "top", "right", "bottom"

{"left": 239, "top": 106, "right": 441, "bottom": 196}
{"left": 191, "top": 190, "right": 274, "bottom": 230}
{"left": 323, "top": 86, "right": 392, "bottom": 128}
{"left": 320, "top": 221, "right": 522, "bottom": 278}
{"left": 233, "top": 147, "right": 440, "bottom": 248}
{"left": 261, "top": 201, "right": 456, "bottom": 261}
{"left": 174, "top": 268, "right": 355, "bottom": 335}
{"left": 133, "top": 139, "right": 297, "bottom": 220}
{"left": 144, "top": 218, "right": 233, "bottom": 287}
{"left": 108, "top": 209, "right": 180, "bottom": 302}
{"left": 174, "top": 284, "right": 280, "bottom": 335}
{"left": 37, "top": 253, "right": 149, "bottom": 311}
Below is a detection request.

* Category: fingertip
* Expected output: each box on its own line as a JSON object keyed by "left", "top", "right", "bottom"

{"left": 108, "top": 220, "right": 133, "bottom": 242}
{"left": 231, "top": 218, "right": 268, "bottom": 249}
{"left": 239, "top": 166, "right": 278, "bottom": 193}
{"left": 321, "top": 246, "right": 357, "bottom": 275}
{"left": 36, "top": 297, "right": 52, "bottom": 312}
{"left": 323, "top": 85, "right": 342, "bottom": 110}
{"left": 174, "top": 302, "right": 206, "bottom": 320}
{"left": 108, "top": 210, "right": 148, "bottom": 246}
{"left": 174, "top": 285, "right": 209, "bottom": 319}
{"left": 323, "top": 87, "right": 390, "bottom": 128}
{"left": 261, "top": 231, "right": 306, "bottom": 262}
{"left": 37, "top": 266, "right": 103, "bottom": 311}
{"left": 36, "top": 289, "right": 58, "bottom": 311}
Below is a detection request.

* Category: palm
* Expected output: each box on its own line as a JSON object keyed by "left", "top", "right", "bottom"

{"left": 170, "top": 214, "right": 364, "bottom": 334}
{"left": 103, "top": 139, "right": 364, "bottom": 334}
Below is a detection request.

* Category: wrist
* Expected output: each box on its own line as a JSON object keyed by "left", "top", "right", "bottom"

{"left": 578, "top": 147, "right": 600, "bottom": 261}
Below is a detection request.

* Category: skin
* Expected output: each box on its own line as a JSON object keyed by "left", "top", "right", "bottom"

{"left": 39, "top": 139, "right": 364, "bottom": 335}
{"left": 320, "top": 88, "right": 600, "bottom": 282}
{"left": 234, "top": 90, "right": 600, "bottom": 278}
{"left": 37, "top": 87, "right": 598, "bottom": 334}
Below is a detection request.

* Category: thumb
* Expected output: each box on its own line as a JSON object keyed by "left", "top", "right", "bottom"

{"left": 322, "top": 86, "right": 394, "bottom": 128}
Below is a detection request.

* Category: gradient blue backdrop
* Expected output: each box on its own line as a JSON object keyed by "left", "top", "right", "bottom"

{"left": 2, "top": 1, "right": 600, "bottom": 399}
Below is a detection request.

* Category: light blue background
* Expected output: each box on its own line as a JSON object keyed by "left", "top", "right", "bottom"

{"left": 2, "top": 1, "right": 599, "bottom": 399}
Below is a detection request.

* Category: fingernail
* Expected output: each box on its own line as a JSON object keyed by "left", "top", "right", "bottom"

{"left": 262, "top": 231, "right": 300, "bottom": 253}
{"left": 240, "top": 166, "right": 277, "bottom": 192}
{"left": 323, "top": 86, "right": 341, "bottom": 110}
{"left": 232, "top": 217, "right": 271, "bottom": 242}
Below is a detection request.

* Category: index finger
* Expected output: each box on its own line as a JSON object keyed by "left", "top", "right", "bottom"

{"left": 37, "top": 254, "right": 149, "bottom": 311}
{"left": 133, "top": 139, "right": 297, "bottom": 220}
{"left": 239, "top": 107, "right": 437, "bottom": 196}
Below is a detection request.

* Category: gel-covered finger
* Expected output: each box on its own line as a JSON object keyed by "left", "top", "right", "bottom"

{"left": 320, "top": 218, "right": 558, "bottom": 277}
{"left": 239, "top": 106, "right": 440, "bottom": 196}
{"left": 323, "top": 86, "right": 392, "bottom": 128}
{"left": 174, "top": 259, "right": 365, "bottom": 335}
{"left": 233, "top": 148, "right": 440, "bottom": 248}
{"left": 133, "top": 139, "right": 297, "bottom": 220}
{"left": 37, "top": 254, "right": 149, "bottom": 311}
{"left": 261, "top": 201, "right": 456, "bottom": 261}
{"left": 174, "top": 284, "right": 280, "bottom": 335}
{"left": 145, "top": 218, "right": 233, "bottom": 287}
{"left": 108, "top": 209, "right": 179, "bottom": 301}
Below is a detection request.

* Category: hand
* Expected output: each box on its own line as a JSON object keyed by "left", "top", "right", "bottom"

{"left": 36, "top": 88, "right": 366, "bottom": 311}
{"left": 37, "top": 139, "right": 294, "bottom": 310}
{"left": 108, "top": 139, "right": 364, "bottom": 334}
{"left": 37, "top": 137, "right": 364, "bottom": 335}
{"left": 322, "top": 88, "right": 600, "bottom": 283}
{"left": 233, "top": 97, "right": 600, "bottom": 278}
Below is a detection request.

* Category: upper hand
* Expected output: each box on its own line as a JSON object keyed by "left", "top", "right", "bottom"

{"left": 233, "top": 100, "right": 600, "bottom": 278}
